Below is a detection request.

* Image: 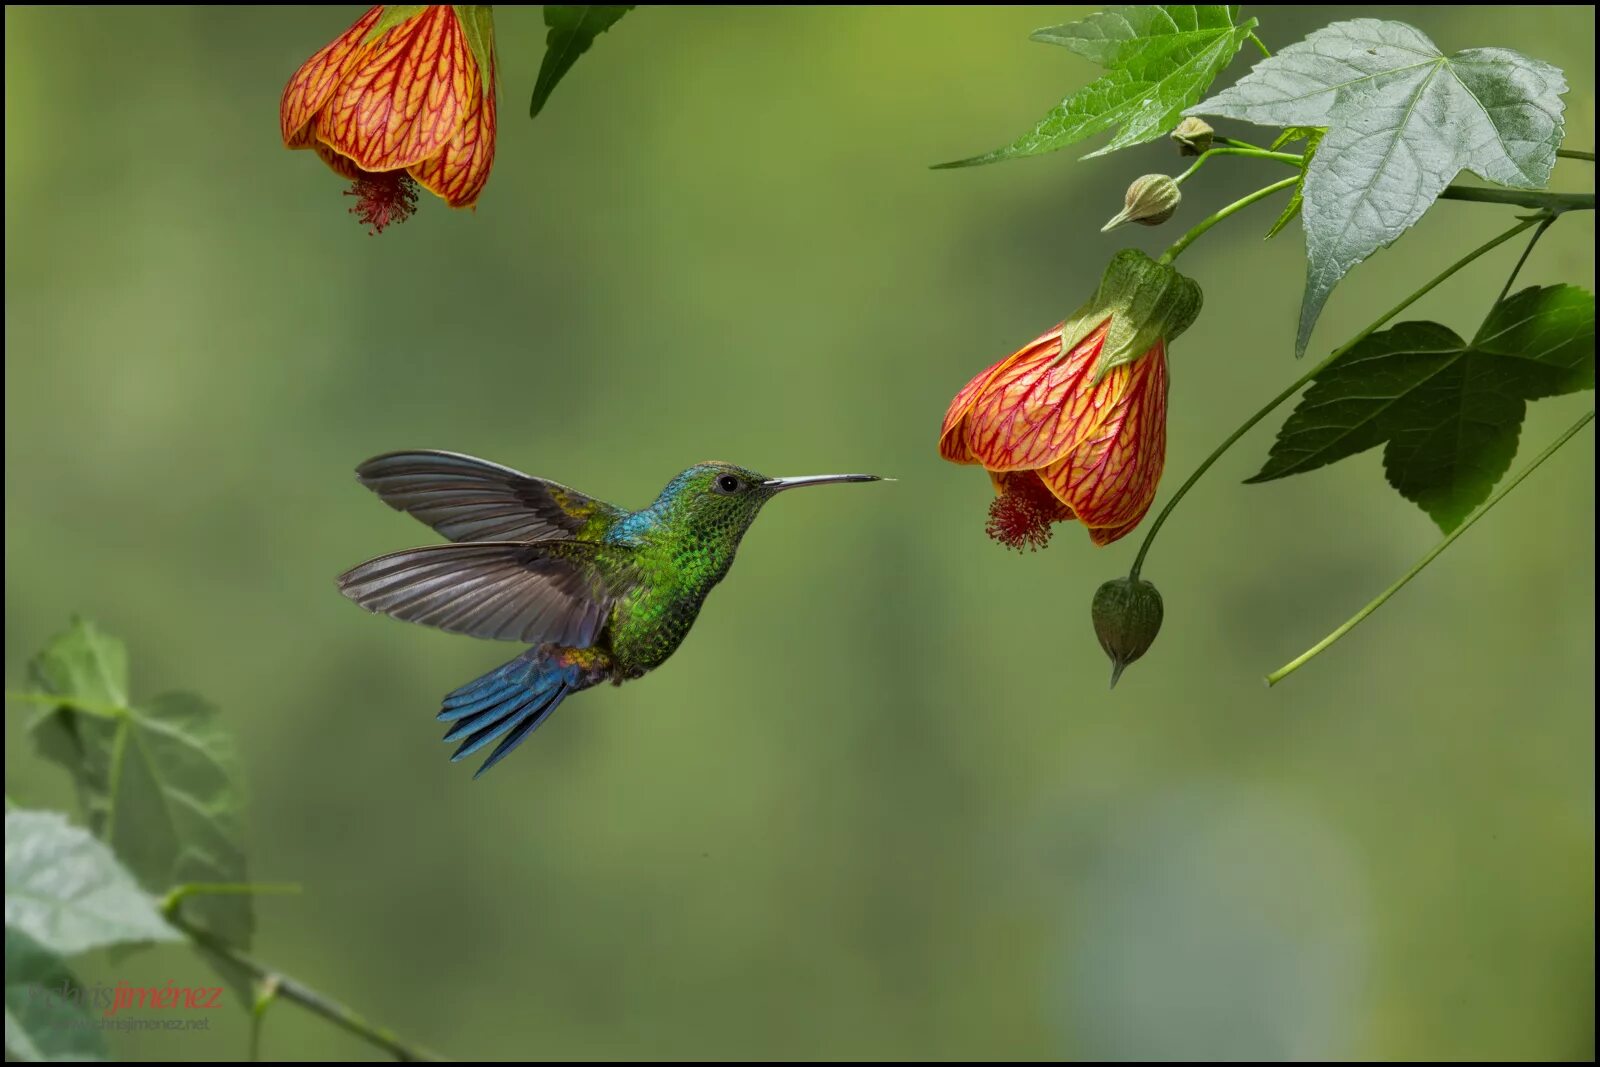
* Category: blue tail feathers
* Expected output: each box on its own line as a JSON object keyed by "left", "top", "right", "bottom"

{"left": 438, "top": 649, "right": 582, "bottom": 778}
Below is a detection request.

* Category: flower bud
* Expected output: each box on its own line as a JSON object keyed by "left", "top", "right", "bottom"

{"left": 1092, "top": 576, "right": 1164, "bottom": 688}
{"left": 1170, "top": 117, "right": 1214, "bottom": 156}
{"left": 1101, "top": 174, "right": 1181, "bottom": 233}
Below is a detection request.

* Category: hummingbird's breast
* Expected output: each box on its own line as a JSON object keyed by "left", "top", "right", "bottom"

{"left": 603, "top": 529, "right": 735, "bottom": 675}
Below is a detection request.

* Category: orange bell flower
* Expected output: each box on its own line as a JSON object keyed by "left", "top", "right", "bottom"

{"left": 940, "top": 250, "right": 1202, "bottom": 548}
{"left": 281, "top": 6, "right": 497, "bottom": 232}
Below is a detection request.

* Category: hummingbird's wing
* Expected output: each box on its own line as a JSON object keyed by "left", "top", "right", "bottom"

{"left": 336, "top": 540, "right": 633, "bottom": 647}
{"left": 355, "top": 451, "right": 627, "bottom": 543}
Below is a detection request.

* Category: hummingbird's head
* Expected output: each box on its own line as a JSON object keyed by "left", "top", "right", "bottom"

{"left": 656, "top": 462, "right": 886, "bottom": 540}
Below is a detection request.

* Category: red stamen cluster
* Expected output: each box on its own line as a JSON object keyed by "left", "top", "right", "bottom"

{"left": 985, "top": 475, "right": 1069, "bottom": 552}
{"left": 345, "top": 170, "right": 419, "bottom": 234}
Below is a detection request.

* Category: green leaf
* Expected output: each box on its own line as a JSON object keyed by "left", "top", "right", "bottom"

{"left": 3, "top": 810, "right": 178, "bottom": 957}
{"left": 1248, "top": 285, "right": 1595, "bottom": 531}
{"left": 4, "top": 929, "right": 109, "bottom": 1062}
{"left": 937, "top": 6, "right": 1256, "bottom": 168}
{"left": 1263, "top": 127, "right": 1322, "bottom": 240}
{"left": 530, "top": 6, "right": 633, "bottom": 119}
{"left": 26, "top": 622, "right": 254, "bottom": 998}
{"left": 1189, "top": 19, "right": 1568, "bottom": 355}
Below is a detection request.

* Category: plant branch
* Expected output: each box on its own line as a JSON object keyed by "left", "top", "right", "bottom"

{"left": 1129, "top": 215, "right": 1544, "bottom": 580}
{"left": 1557, "top": 148, "right": 1595, "bottom": 162}
{"left": 1158, "top": 175, "right": 1299, "bottom": 264}
{"left": 1265, "top": 410, "right": 1595, "bottom": 686}
{"left": 165, "top": 911, "right": 442, "bottom": 1062}
{"left": 1436, "top": 186, "right": 1593, "bottom": 212}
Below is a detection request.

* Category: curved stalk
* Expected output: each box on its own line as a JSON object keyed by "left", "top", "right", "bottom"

{"left": 1266, "top": 410, "right": 1594, "bottom": 685}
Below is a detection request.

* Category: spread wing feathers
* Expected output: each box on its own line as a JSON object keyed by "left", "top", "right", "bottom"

{"left": 355, "top": 450, "right": 627, "bottom": 543}
{"left": 336, "top": 540, "right": 633, "bottom": 646}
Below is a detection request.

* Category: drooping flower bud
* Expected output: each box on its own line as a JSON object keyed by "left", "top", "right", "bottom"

{"left": 1092, "top": 576, "right": 1164, "bottom": 688}
{"left": 1170, "top": 117, "right": 1214, "bottom": 156}
{"left": 1101, "top": 174, "right": 1181, "bottom": 232}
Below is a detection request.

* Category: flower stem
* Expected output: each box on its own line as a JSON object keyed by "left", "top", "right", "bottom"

{"left": 1128, "top": 215, "right": 1543, "bottom": 581}
{"left": 1158, "top": 175, "right": 1299, "bottom": 265}
{"left": 1265, "top": 410, "right": 1594, "bottom": 686}
{"left": 1247, "top": 32, "right": 1271, "bottom": 58}
{"left": 1174, "top": 147, "right": 1303, "bottom": 185}
{"left": 166, "top": 910, "right": 442, "bottom": 1061}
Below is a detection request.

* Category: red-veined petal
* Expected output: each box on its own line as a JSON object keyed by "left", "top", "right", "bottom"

{"left": 410, "top": 54, "right": 496, "bottom": 207}
{"left": 314, "top": 6, "right": 475, "bottom": 173}
{"left": 964, "top": 320, "right": 1112, "bottom": 472}
{"left": 1039, "top": 341, "right": 1168, "bottom": 544}
{"left": 280, "top": 7, "right": 383, "bottom": 146}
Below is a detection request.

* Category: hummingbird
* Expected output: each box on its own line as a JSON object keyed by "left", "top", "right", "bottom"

{"left": 337, "top": 451, "right": 885, "bottom": 777}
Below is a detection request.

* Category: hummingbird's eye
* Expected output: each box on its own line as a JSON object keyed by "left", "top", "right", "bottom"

{"left": 714, "top": 474, "right": 743, "bottom": 495}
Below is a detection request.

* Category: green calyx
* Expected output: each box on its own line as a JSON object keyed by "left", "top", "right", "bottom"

{"left": 1091, "top": 576, "right": 1164, "bottom": 689}
{"left": 1059, "top": 250, "right": 1203, "bottom": 382}
{"left": 366, "top": 7, "right": 496, "bottom": 93}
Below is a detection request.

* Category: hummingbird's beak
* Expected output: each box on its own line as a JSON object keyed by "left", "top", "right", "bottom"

{"left": 761, "top": 474, "right": 887, "bottom": 492}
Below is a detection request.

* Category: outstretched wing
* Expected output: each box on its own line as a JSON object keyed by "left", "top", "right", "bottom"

{"left": 355, "top": 450, "right": 626, "bottom": 542}
{"left": 336, "top": 540, "right": 634, "bottom": 646}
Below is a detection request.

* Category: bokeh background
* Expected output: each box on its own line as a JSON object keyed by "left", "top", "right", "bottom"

{"left": 5, "top": 5, "right": 1594, "bottom": 1060}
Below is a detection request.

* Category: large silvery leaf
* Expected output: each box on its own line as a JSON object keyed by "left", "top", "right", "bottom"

{"left": 4, "top": 810, "right": 178, "bottom": 957}
{"left": 1188, "top": 18, "right": 1567, "bottom": 355}
{"left": 25, "top": 622, "right": 253, "bottom": 985}
{"left": 938, "top": 6, "right": 1256, "bottom": 167}
{"left": 4, "top": 929, "right": 109, "bottom": 1062}
{"left": 1249, "top": 285, "right": 1594, "bottom": 530}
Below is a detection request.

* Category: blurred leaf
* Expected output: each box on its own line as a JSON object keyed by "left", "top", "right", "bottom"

{"left": 1189, "top": 18, "right": 1568, "bottom": 355}
{"left": 937, "top": 6, "right": 1256, "bottom": 168}
{"left": 26, "top": 621, "right": 254, "bottom": 999}
{"left": 530, "top": 6, "right": 633, "bottom": 118}
{"left": 3, "top": 810, "right": 178, "bottom": 957}
{"left": 1263, "top": 127, "right": 1322, "bottom": 240}
{"left": 4, "top": 928, "right": 109, "bottom": 1062}
{"left": 1248, "top": 285, "right": 1595, "bottom": 531}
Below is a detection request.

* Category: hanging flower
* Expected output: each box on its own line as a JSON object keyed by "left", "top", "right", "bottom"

{"left": 280, "top": 6, "right": 497, "bottom": 233}
{"left": 940, "top": 250, "right": 1202, "bottom": 548}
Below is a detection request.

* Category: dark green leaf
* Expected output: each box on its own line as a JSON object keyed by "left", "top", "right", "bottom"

{"left": 938, "top": 6, "right": 1256, "bottom": 168}
{"left": 26, "top": 621, "right": 254, "bottom": 1000}
{"left": 3, "top": 810, "right": 178, "bottom": 957}
{"left": 1189, "top": 19, "right": 1568, "bottom": 354}
{"left": 1249, "top": 285, "right": 1595, "bottom": 530}
{"left": 4, "top": 929, "right": 109, "bottom": 1062}
{"left": 530, "top": 6, "right": 633, "bottom": 119}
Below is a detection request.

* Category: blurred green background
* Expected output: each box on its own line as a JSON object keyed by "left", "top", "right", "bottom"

{"left": 4, "top": 5, "right": 1594, "bottom": 1061}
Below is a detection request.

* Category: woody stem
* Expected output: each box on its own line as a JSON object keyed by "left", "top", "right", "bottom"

{"left": 1127, "top": 215, "right": 1543, "bottom": 582}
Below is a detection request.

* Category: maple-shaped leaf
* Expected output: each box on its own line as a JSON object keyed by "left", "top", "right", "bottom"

{"left": 1249, "top": 285, "right": 1594, "bottom": 531}
{"left": 937, "top": 5, "right": 1257, "bottom": 167}
{"left": 1189, "top": 19, "right": 1567, "bottom": 355}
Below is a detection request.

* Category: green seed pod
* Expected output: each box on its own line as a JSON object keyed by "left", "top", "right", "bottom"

{"left": 1092, "top": 576, "right": 1164, "bottom": 688}
{"left": 1101, "top": 174, "right": 1181, "bottom": 233}
{"left": 1170, "top": 116, "right": 1214, "bottom": 156}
